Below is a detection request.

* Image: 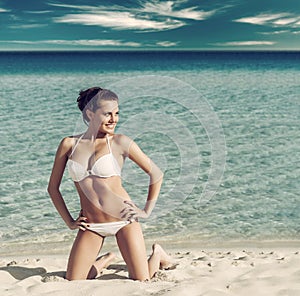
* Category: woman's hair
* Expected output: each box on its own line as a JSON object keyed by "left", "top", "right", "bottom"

{"left": 77, "top": 87, "right": 119, "bottom": 124}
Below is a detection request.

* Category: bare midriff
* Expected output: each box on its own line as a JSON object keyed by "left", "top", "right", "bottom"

{"left": 74, "top": 176, "right": 131, "bottom": 223}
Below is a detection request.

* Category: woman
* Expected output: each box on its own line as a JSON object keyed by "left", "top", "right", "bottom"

{"left": 48, "top": 87, "right": 172, "bottom": 281}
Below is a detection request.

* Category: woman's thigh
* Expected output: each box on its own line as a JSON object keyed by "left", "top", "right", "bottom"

{"left": 116, "top": 221, "right": 149, "bottom": 281}
{"left": 66, "top": 230, "right": 104, "bottom": 280}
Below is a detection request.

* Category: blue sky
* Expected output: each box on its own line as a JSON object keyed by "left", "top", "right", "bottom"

{"left": 0, "top": 0, "right": 300, "bottom": 50}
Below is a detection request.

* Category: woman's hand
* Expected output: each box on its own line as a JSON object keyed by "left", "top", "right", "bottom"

{"left": 121, "top": 201, "right": 148, "bottom": 221}
{"left": 68, "top": 214, "right": 89, "bottom": 231}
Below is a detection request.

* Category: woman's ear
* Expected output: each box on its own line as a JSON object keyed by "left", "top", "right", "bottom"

{"left": 85, "top": 109, "right": 94, "bottom": 122}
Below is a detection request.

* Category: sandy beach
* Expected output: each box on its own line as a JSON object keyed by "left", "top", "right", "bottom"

{"left": 1, "top": 242, "right": 300, "bottom": 296}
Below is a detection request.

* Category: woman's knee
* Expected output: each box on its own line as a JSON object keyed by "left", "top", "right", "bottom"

{"left": 116, "top": 222, "right": 149, "bottom": 279}
{"left": 66, "top": 230, "right": 103, "bottom": 280}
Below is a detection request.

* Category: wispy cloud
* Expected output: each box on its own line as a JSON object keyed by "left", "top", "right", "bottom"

{"left": 48, "top": 3, "right": 98, "bottom": 10}
{"left": 54, "top": 12, "right": 184, "bottom": 31}
{"left": 9, "top": 24, "right": 48, "bottom": 29}
{"left": 156, "top": 41, "right": 179, "bottom": 47}
{"left": 259, "top": 30, "right": 290, "bottom": 35}
{"left": 142, "top": 1, "right": 215, "bottom": 20}
{"left": 272, "top": 17, "right": 300, "bottom": 26}
{"left": 24, "top": 10, "right": 52, "bottom": 14}
{"left": 0, "top": 39, "right": 142, "bottom": 47}
{"left": 0, "top": 40, "right": 34, "bottom": 44}
{"left": 234, "top": 13, "right": 300, "bottom": 28}
{"left": 45, "top": 39, "right": 141, "bottom": 47}
{"left": 0, "top": 39, "right": 178, "bottom": 48}
{"left": 235, "top": 13, "right": 288, "bottom": 25}
{"left": 215, "top": 41, "right": 276, "bottom": 46}
{"left": 50, "top": 1, "right": 216, "bottom": 32}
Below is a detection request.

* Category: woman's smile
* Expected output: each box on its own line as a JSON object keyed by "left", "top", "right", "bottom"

{"left": 105, "top": 123, "right": 116, "bottom": 129}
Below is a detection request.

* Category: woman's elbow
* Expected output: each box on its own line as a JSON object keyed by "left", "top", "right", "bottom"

{"left": 150, "top": 169, "right": 164, "bottom": 184}
{"left": 158, "top": 171, "right": 164, "bottom": 182}
{"left": 47, "top": 183, "right": 59, "bottom": 197}
{"left": 47, "top": 185, "right": 54, "bottom": 197}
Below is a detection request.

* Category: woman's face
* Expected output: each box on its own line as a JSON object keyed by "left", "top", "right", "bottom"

{"left": 88, "top": 100, "right": 119, "bottom": 135}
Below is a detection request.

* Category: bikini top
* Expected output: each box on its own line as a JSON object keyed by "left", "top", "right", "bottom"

{"left": 67, "top": 135, "right": 122, "bottom": 182}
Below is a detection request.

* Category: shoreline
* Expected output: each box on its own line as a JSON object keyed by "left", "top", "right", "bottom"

{"left": 2, "top": 240, "right": 300, "bottom": 261}
{"left": 1, "top": 241, "right": 300, "bottom": 296}
{"left": 1, "top": 238, "right": 300, "bottom": 257}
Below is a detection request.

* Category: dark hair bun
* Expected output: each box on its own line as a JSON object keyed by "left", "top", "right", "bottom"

{"left": 77, "top": 87, "right": 103, "bottom": 111}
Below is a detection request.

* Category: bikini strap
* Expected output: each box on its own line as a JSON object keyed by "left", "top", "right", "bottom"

{"left": 69, "top": 134, "right": 84, "bottom": 157}
{"left": 106, "top": 135, "right": 112, "bottom": 153}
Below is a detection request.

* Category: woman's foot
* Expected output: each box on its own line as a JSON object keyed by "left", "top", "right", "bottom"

{"left": 93, "top": 252, "right": 116, "bottom": 277}
{"left": 152, "top": 244, "right": 178, "bottom": 270}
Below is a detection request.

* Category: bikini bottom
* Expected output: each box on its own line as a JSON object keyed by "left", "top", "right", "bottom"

{"left": 86, "top": 220, "right": 131, "bottom": 237}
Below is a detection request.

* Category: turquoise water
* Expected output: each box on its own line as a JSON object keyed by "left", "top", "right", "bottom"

{"left": 0, "top": 51, "right": 299, "bottom": 255}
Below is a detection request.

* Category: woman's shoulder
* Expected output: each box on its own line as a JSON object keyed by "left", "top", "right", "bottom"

{"left": 112, "top": 134, "right": 134, "bottom": 153}
{"left": 60, "top": 135, "right": 78, "bottom": 145}
{"left": 113, "top": 133, "right": 137, "bottom": 144}
{"left": 112, "top": 133, "right": 131, "bottom": 142}
{"left": 58, "top": 135, "right": 81, "bottom": 153}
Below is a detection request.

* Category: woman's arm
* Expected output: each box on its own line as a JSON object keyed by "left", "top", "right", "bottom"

{"left": 120, "top": 135, "right": 164, "bottom": 219}
{"left": 128, "top": 140, "right": 164, "bottom": 201}
{"left": 47, "top": 137, "right": 87, "bottom": 230}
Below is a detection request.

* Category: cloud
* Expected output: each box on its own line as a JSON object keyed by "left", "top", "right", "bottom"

{"left": 0, "top": 39, "right": 173, "bottom": 48}
{"left": 0, "top": 8, "right": 9, "bottom": 12}
{"left": 142, "top": 1, "right": 216, "bottom": 20}
{"left": 48, "top": 3, "right": 97, "bottom": 10}
{"left": 259, "top": 30, "right": 290, "bottom": 35}
{"left": 54, "top": 12, "right": 184, "bottom": 31}
{"left": 272, "top": 17, "right": 300, "bottom": 26}
{"left": 45, "top": 39, "right": 141, "bottom": 47}
{"left": 234, "top": 13, "right": 289, "bottom": 25}
{"left": 0, "top": 38, "right": 180, "bottom": 48}
{"left": 24, "top": 10, "right": 52, "bottom": 14}
{"left": 50, "top": 1, "right": 216, "bottom": 31}
{"left": 9, "top": 24, "right": 48, "bottom": 29}
{"left": 156, "top": 41, "right": 179, "bottom": 47}
{"left": 234, "top": 13, "right": 300, "bottom": 28}
{"left": 0, "top": 39, "right": 142, "bottom": 47}
{"left": 215, "top": 41, "right": 276, "bottom": 46}
{"left": 0, "top": 40, "right": 34, "bottom": 44}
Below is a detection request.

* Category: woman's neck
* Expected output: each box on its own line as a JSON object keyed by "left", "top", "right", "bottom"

{"left": 84, "top": 128, "right": 109, "bottom": 140}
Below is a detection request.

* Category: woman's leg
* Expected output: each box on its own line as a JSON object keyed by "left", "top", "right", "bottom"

{"left": 66, "top": 229, "right": 105, "bottom": 280}
{"left": 116, "top": 221, "right": 150, "bottom": 281}
{"left": 116, "top": 222, "right": 175, "bottom": 280}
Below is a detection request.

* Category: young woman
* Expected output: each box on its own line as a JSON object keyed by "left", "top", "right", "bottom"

{"left": 48, "top": 87, "right": 173, "bottom": 281}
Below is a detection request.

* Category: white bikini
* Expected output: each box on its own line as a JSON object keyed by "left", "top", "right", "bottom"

{"left": 67, "top": 134, "right": 122, "bottom": 181}
{"left": 67, "top": 134, "right": 131, "bottom": 237}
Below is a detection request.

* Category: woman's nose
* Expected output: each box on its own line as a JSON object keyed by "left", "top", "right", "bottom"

{"left": 109, "top": 114, "right": 116, "bottom": 122}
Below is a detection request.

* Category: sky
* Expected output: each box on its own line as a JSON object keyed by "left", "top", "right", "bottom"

{"left": 0, "top": 0, "right": 300, "bottom": 51}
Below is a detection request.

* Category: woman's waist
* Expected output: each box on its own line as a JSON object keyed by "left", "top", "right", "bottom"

{"left": 77, "top": 180, "right": 131, "bottom": 222}
{"left": 80, "top": 208, "right": 126, "bottom": 224}
{"left": 79, "top": 192, "right": 132, "bottom": 222}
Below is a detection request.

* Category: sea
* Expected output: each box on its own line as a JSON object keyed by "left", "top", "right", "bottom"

{"left": 0, "top": 51, "right": 299, "bottom": 256}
